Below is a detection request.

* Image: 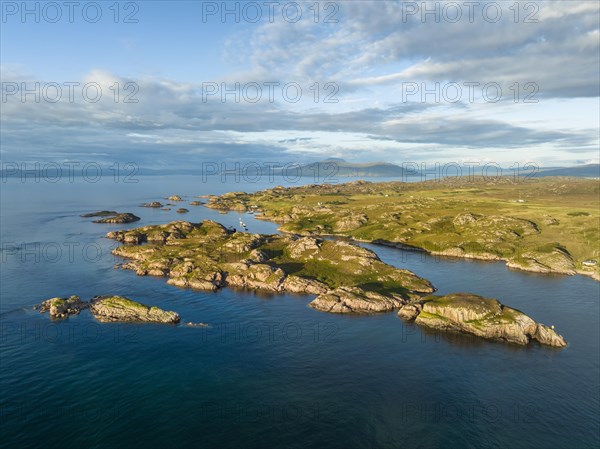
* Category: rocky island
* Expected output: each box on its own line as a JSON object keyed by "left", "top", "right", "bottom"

{"left": 81, "top": 211, "right": 140, "bottom": 224}
{"left": 37, "top": 295, "right": 180, "bottom": 323}
{"left": 397, "top": 293, "right": 566, "bottom": 347}
{"left": 107, "top": 220, "right": 434, "bottom": 300}
{"left": 105, "top": 219, "right": 566, "bottom": 346}
{"left": 90, "top": 295, "right": 180, "bottom": 323}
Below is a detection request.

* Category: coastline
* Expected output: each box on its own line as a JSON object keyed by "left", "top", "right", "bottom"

{"left": 208, "top": 178, "right": 600, "bottom": 283}
{"left": 253, "top": 215, "right": 600, "bottom": 282}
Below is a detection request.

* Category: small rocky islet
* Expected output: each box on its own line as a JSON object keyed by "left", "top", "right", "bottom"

{"left": 81, "top": 211, "right": 140, "bottom": 224}
{"left": 37, "top": 295, "right": 180, "bottom": 324}
{"left": 101, "top": 218, "right": 566, "bottom": 347}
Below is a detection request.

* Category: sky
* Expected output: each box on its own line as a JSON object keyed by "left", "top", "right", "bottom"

{"left": 1, "top": 0, "right": 599, "bottom": 169}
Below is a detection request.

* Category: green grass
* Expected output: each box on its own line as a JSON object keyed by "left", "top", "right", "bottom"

{"left": 206, "top": 177, "right": 600, "bottom": 279}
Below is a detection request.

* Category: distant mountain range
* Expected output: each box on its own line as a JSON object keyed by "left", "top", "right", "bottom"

{"left": 1, "top": 160, "right": 598, "bottom": 179}
{"left": 533, "top": 164, "right": 600, "bottom": 178}
{"left": 294, "top": 160, "right": 600, "bottom": 179}
{"left": 294, "top": 159, "right": 415, "bottom": 178}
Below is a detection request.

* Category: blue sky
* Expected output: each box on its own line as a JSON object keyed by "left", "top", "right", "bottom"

{"left": 1, "top": 1, "right": 599, "bottom": 168}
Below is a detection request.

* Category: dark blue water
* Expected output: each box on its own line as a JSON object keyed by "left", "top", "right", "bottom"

{"left": 1, "top": 176, "right": 598, "bottom": 449}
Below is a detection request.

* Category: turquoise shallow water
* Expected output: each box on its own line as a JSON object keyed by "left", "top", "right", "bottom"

{"left": 1, "top": 176, "right": 599, "bottom": 449}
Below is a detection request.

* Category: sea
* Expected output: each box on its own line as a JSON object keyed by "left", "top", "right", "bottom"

{"left": 1, "top": 174, "right": 598, "bottom": 449}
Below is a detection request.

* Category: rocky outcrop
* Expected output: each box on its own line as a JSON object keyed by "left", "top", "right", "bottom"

{"left": 37, "top": 296, "right": 88, "bottom": 319}
{"left": 106, "top": 220, "right": 435, "bottom": 306}
{"left": 89, "top": 295, "right": 180, "bottom": 323}
{"left": 167, "top": 195, "right": 183, "bottom": 201}
{"left": 176, "top": 208, "right": 189, "bottom": 214}
{"left": 107, "top": 220, "right": 205, "bottom": 244}
{"left": 397, "top": 293, "right": 566, "bottom": 347}
{"left": 167, "top": 270, "right": 225, "bottom": 291}
{"left": 310, "top": 286, "right": 406, "bottom": 313}
{"left": 93, "top": 213, "right": 140, "bottom": 224}
{"left": 533, "top": 323, "right": 568, "bottom": 347}
{"left": 281, "top": 275, "right": 329, "bottom": 295}
{"left": 189, "top": 201, "right": 204, "bottom": 206}
{"left": 141, "top": 202, "right": 163, "bottom": 208}
{"left": 287, "top": 236, "right": 322, "bottom": 258}
{"left": 333, "top": 213, "right": 368, "bottom": 232}
{"left": 507, "top": 246, "right": 576, "bottom": 275}
{"left": 225, "top": 264, "right": 287, "bottom": 292}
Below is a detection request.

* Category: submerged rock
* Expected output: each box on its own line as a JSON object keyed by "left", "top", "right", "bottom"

{"left": 176, "top": 208, "right": 189, "bottom": 214}
{"left": 189, "top": 201, "right": 204, "bottom": 206}
{"left": 89, "top": 295, "right": 180, "bottom": 323}
{"left": 185, "top": 322, "right": 209, "bottom": 327}
{"left": 37, "top": 296, "right": 88, "bottom": 319}
{"left": 397, "top": 293, "right": 566, "bottom": 347}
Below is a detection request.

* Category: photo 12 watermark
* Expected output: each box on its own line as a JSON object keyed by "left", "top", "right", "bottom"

{"left": 0, "top": 320, "right": 139, "bottom": 345}
{"left": 399, "top": 400, "right": 543, "bottom": 424}
{"left": 184, "top": 320, "right": 339, "bottom": 345}
{"left": 1, "top": 1, "right": 140, "bottom": 23}
{"left": 0, "top": 240, "right": 123, "bottom": 265}
{"left": 1, "top": 162, "right": 140, "bottom": 183}
{"left": 396, "top": 1, "right": 539, "bottom": 24}
{"left": 1, "top": 81, "right": 139, "bottom": 103}
{"left": 201, "top": 81, "right": 339, "bottom": 104}
{"left": 192, "top": 160, "right": 540, "bottom": 184}
{"left": 399, "top": 81, "right": 539, "bottom": 104}
{"left": 201, "top": 1, "right": 339, "bottom": 24}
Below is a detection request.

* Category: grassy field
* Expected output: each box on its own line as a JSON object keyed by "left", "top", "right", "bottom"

{"left": 206, "top": 176, "right": 600, "bottom": 280}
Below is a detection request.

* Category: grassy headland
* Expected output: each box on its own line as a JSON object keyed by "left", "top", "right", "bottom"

{"left": 205, "top": 177, "right": 600, "bottom": 280}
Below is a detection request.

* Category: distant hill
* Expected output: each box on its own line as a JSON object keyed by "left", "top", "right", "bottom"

{"left": 295, "top": 159, "right": 415, "bottom": 178}
{"left": 533, "top": 164, "right": 599, "bottom": 178}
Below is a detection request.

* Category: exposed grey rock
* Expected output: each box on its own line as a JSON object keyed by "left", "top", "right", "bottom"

{"left": 397, "top": 293, "right": 567, "bottom": 347}
{"left": 310, "top": 286, "right": 406, "bottom": 313}
{"left": 90, "top": 295, "right": 180, "bottom": 323}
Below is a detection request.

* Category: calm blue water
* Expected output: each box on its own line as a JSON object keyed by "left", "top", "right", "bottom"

{"left": 1, "top": 175, "right": 599, "bottom": 449}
